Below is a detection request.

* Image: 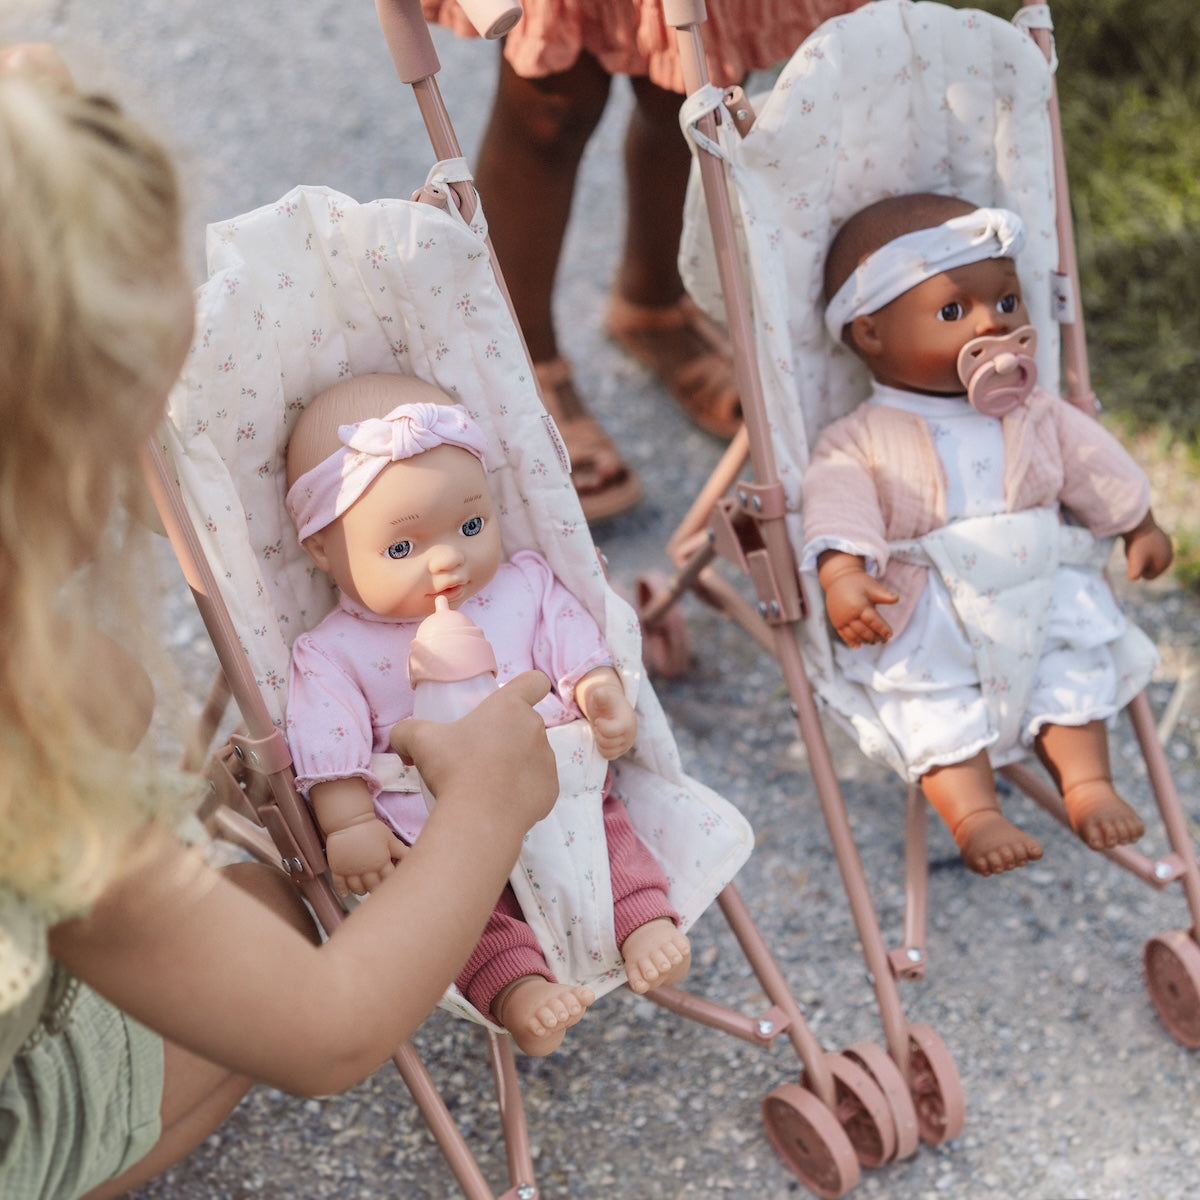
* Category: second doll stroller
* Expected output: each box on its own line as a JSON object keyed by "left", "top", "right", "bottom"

{"left": 627, "top": 0, "right": 1200, "bottom": 1190}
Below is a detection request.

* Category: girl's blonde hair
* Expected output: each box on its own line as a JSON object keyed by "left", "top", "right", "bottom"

{"left": 0, "top": 71, "right": 197, "bottom": 915}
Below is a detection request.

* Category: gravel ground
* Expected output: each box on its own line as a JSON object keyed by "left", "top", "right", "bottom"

{"left": 6, "top": 3, "right": 1200, "bottom": 1198}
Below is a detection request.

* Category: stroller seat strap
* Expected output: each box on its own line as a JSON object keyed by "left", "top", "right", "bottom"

{"left": 887, "top": 508, "right": 1107, "bottom": 749}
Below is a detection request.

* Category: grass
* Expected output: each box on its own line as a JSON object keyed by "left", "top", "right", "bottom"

{"left": 945, "top": 0, "right": 1200, "bottom": 584}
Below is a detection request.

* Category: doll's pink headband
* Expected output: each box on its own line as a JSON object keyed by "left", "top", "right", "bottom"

{"left": 286, "top": 401, "right": 489, "bottom": 542}
{"left": 824, "top": 207, "right": 1026, "bottom": 342}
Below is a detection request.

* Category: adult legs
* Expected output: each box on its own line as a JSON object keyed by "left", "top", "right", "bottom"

{"left": 473, "top": 50, "right": 643, "bottom": 519}
{"left": 474, "top": 51, "right": 612, "bottom": 364}
{"left": 605, "top": 73, "right": 742, "bottom": 438}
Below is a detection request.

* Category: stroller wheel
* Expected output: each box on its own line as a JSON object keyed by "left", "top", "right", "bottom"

{"left": 905, "top": 1023, "right": 966, "bottom": 1146}
{"left": 843, "top": 1040, "right": 920, "bottom": 1161}
{"left": 761, "top": 1082, "right": 860, "bottom": 1199}
{"left": 1144, "top": 929, "right": 1200, "bottom": 1048}
{"left": 635, "top": 573, "right": 691, "bottom": 678}
{"left": 802, "top": 1051, "right": 896, "bottom": 1169}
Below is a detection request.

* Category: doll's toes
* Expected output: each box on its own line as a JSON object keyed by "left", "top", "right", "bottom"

{"left": 627, "top": 954, "right": 667, "bottom": 993}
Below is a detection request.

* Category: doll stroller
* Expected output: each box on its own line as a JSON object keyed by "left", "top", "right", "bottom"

{"left": 629, "top": 0, "right": 1200, "bottom": 1189}
{"left": 141, "top": 2, "right": 932, "bottom": 1196}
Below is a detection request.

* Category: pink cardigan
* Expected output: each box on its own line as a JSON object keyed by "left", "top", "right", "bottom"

{"left": 801, "top": 388, "right": 1151, "bottom": 637}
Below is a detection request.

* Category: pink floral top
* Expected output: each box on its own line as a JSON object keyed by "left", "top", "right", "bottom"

{"left": 286, "top": 549, "right": 612, "bottom": 800}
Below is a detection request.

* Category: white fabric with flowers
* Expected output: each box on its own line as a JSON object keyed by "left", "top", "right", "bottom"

{"left": 166, "top": 174, "right": 752, "bottom": 1023}
{"left": 677, "top": 0, "right": 1162, "bottom": 775}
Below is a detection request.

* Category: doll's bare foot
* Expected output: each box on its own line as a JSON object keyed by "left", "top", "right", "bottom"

{"left": 621, "top": 918, "right": 691, "bottom": 993}
{"left": 1062, "top": 779, "right": 1144, "bottom": 850}
{"left": 492, "top": 976, "right": 595, "bottom": 1056}
{"left": 921, "top": 752, "right": 1043, "bottom": 876}
{"left": 952, "top": 808, "right": 1044, "bottom": 876}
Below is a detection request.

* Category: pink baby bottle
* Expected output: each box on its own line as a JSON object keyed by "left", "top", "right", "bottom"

{"left": 408, "top": 595, "right": 499, "bottom": 808}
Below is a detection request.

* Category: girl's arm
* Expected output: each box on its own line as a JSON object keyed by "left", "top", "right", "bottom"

{"left": 49, "top": 671, "right": 556, "bottom": 1097}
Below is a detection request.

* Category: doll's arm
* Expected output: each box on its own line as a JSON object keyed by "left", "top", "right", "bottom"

{"left": 574, "top": 665, "right": 637, "bottom": 760}
{"left": 310, "top": 777, "right": 408, "bottom": 898}
{"left": 1122, "top": 508, "right": 1174, "bottom": 581}
{"left": 817, "top": 550, "right": 899, "bottom": 649}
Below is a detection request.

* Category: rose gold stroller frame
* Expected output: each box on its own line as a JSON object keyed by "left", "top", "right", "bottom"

{"left": 630, "top": 2, "right": 1200, "bottom": 1194}
{"left": 137, "top": 2, "right": 917, "bottom": 1196}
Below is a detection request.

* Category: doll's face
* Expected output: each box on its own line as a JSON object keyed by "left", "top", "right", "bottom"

{"left": 850, "top": 256, "right": 1029, "bottom": 394}
{"left": 306, "top": 443, "right": 502, "bottom": 618}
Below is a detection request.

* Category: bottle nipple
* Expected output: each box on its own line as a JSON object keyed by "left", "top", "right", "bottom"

{"left": 408, "top": 595, "right": 499, "bottom": 687}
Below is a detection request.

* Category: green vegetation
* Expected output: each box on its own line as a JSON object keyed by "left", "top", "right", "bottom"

{"left": 952, "top": 0, "right": 1200, "bottom": 582}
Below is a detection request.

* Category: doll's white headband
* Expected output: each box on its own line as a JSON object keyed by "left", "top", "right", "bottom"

{"left": 824, "top": 207, "right": 1026, "bottom": 342}
{"left": 286, "top": 401, "right": 488, "bottom": 542}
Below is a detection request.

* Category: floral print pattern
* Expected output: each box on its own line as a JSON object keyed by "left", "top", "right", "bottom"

{"left": 162, "top": 180, "right": 752, "bottom": 1016}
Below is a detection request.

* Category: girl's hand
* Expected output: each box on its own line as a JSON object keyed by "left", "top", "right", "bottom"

{"left": 390, "top": 670, "right": 557, "bottom": 829}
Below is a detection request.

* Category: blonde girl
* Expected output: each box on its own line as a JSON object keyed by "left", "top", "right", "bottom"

{"left": 0, "top": 49, "right": 558, "bottom": 1199}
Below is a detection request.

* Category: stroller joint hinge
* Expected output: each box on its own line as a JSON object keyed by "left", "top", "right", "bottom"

{"left": 708, "top": 496, "right": 803, "bottom": 623}
{"left": 734, "top": 481, "right": 788, "bottom": 521}
{"left": 752, "top": 1005, "right": 791, "bottom": 1043}
{"left": 258, "top": 805, "right": 319, "bottom": 880}
{"left": 1151, "top": 853, "right": 1189, "bottom": 887}
{"left": 722, "top": 86, "right": 756, "bottom": 138}
{"left": 202, "top": 748, "right": 259, "bottom": 827}
{"left": 888, "top": 945, "right": 927, "bottom": 981}
{"left": 229, "top": 728, "right": 294, "bottom": 775}
{"left": 414, "top": 183, "right": 450, "bottom": 211}
{"left": 747, "top": 549, "right": 803, "bottom": 626}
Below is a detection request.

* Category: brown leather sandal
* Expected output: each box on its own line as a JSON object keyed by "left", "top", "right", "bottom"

{"left": 534, "top": 357, "right": 643, "bottom": 523}
{"left": 605, "top": 293, "right": 742, "bottom": 440}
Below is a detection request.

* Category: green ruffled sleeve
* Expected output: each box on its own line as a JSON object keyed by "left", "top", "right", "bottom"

{"left": 0, "top": 887, "right": 52, "bottom": 1074}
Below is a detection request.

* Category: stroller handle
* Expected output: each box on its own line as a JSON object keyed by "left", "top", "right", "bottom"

{"left": 663, "top": 0, "right": 707, "bottom": 24}
{"left": 375, "top": 0, "right": 521, "bottom": 83}
{"left": 458, "top": 0, "right": 523, "bottom": 38}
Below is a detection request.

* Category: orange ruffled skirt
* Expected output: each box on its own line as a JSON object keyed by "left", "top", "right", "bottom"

{"left": 421, "top": 0, "right": 872, "bottom": 92}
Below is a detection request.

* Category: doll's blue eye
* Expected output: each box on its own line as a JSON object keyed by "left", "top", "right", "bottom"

{"left": 997, "top": 293, "right": 1019, "bottom": 314}
{"left": 461, "top": 516, "right": 484, "bottom": 537}
{"left": 937, "top": 302, "right": 965, "bottom": 322}
{"left": 386, "top": 540, "right": 412, "bottom": 560}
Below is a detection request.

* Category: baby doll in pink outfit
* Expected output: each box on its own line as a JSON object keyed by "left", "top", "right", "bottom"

{"left": 284, "top": 372, "right": 690, "bottom": 1053}
{"left": 803, "top": 192, "right": 1173, "bottom": 878}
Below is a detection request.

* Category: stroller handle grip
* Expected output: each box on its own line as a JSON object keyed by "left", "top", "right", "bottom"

{"left": 376, "top": 0, "right": 522, "bottom": 83}
{"left": 376, "top": 0, "right": 440, "bottom": 83}
{"left": 458, "top": 0, "right": 523, "bottom": 38}
{"left": 663, "top": 0, "right": 707, "bottom": 26}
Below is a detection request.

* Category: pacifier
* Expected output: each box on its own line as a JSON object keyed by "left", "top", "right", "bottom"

{"left": 956, "top": 325, "right": 1038, "bottom": 417}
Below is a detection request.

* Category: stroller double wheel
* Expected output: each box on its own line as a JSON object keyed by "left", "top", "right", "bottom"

{"left": 763, "top": 1027, "right": 964, "bottom": 1198}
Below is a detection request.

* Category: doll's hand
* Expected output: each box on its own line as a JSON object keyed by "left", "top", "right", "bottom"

{"left": 325, "top": 815, "right": 408, "bottom": 897}
{"left": 583, "top": 680, "right": 637, "bottom": 760}
{"left": 390, "top": 671, "right": 558, "bottom": 830}
{"left": 1123, "top": 509, "right": 1174, "bottom": 581}
{"left": 817, "top": 551, "right": 898, "bottom": 648}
